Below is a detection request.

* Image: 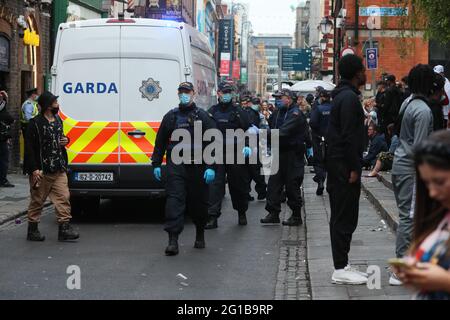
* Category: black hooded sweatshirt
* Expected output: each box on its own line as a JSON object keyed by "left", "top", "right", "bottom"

{"left": 326, "top": 80, "right": 365, "bottom": 172}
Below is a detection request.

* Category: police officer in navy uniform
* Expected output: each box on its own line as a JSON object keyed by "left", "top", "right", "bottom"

{"left": 261, "top": 89, "right": 311, "bottom": 226}
{"left": 151, "top": 82, "right": 217, "bottom": 256}
{"left": 205, "top": 82, "right": 252, "bottom": 229}
{"left": 309, "top": 88, "right": 332, "bottom": 196}
{"left": 242, "top": 96, "right": 267, "bottom": 201}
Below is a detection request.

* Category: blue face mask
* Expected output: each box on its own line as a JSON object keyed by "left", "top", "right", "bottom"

{"left": 221, "top": 93, "right": 233, "bottom": 103}
{"left": 251, "top": 105, "right": 259, "bottom": 112}
{"left": 179, "top": 93, "right": 192, "bottom": 105}
{"left": 276, "top": 99, "right": 287, "bottom": 109}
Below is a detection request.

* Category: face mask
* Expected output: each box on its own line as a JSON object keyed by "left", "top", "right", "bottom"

{"left": 441, "top": 95, "right": 447, "bottom": 102}
{"left": 0, "top": 100, "right": 5, "bottom": 111}
{"left": 51, "top": 107, "right": 60, "bottom": 115}
{"left": 221, "top": 93, "right": 233, "bottom": 103}
{"left": 34, "top": 95, "right": 39, "bottom": 101}
{"left": 275, "top": 99, "right": 286, "bottom": 108}
{"left": 179, "top": 93, "right": 192, "bottom": 105}
{"left": 251, "top": 105, "right": 259, "bottom": 112}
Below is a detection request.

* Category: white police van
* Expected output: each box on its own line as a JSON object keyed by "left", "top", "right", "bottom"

{"left": 51, "top": 18, "right": 217, "bottom": 213}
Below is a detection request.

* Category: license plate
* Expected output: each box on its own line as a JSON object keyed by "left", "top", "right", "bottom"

{"left": 75, "top": 172, "right": 113, "bottom": 182}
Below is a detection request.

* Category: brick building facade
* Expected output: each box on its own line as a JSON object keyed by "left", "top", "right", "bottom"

{"left": 0, "top": 0, "right": 52, "bottom": 171}
{"left": 333, "top": 0, "right": 428, "bottom": 90}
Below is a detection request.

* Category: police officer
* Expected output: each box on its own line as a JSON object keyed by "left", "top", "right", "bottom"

{"left": 261, "top": 89, "right": 311, "bottom": 226}
{"left": 243, "top": 97, "right": 267, "bottom": 201}
{"left": 205, "top": 82, "right": 252, "bottom": 229}
{"left": 21, "top": 88, "right": 39, "bottom": 136}
{"left": 309, "top": 88, "right": 332, "bottom": 196}
{"left": 151, "top": 82, "right": 217, "bottom": 256}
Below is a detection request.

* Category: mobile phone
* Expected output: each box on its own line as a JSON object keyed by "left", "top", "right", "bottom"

{"left": 388, "top": 258, "right": 413, "bottom": 269}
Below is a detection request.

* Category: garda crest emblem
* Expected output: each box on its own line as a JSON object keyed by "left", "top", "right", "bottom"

{"left": 140, "top": 78, "right": 162, "bottom": 101}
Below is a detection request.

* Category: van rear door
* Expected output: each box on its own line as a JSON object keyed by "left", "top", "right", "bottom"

{"left": 119, "top": 25, "right": 185, "bottom": 188}
{"left": 55, "top": 26, "right": 121, "bottom": 188}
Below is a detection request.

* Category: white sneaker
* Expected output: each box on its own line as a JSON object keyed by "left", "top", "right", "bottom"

{"left": 389, "top": 272, "right": 403, "bottom": 286}
{"left": 345, "top": 264, "right": 369, "bottom": 277}
{"left": 332, "top": 268, "right": 368, "bottom": 285}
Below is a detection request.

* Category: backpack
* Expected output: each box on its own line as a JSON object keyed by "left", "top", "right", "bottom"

{"left": 394, "top": 95, "right": 429, "bottom": 136}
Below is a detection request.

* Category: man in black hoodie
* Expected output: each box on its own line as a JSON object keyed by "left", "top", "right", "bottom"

{"left": 326, "top": 54, "right": 368, "bottom": 285}
{"left": 0, "top": 89, "right": 14, "bottom": 188}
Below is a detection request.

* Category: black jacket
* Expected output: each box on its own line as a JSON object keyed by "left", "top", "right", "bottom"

{"left": 269, "top": 103, "right": 312, "bottom": 153}
{"left": 326, "top": 80, "right": 365, "bottom": 171}
{"left": 362, "top": 133, "right": 388, "bottom": 166}
{"left": 24, "top": 114, "right": 69, "bottom": 175}
{"left": 0, "top": 102, "right": 14, "bottom": 142}
{"left": 383, "top": 85, "right": 403, "bottom": 126}
{"left": 151, "top": 103, "right": 217, "bottom": 169}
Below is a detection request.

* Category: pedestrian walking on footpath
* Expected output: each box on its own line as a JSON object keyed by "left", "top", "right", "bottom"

{"left": 325, "top": 54, "right": 368, "bottom": 285}
{"left": 205, "top": 82, "right": 252, "bottom": 230}
{"left": 0, "top": 89, "right": 14, "bottom": 188}
{"left": 24, "top": 91, "right": 79, "bottom": 242}
{"left": 389, "top": 64, "right": 435, "bottom": 286}
{"left": 393, "top": 130, "right": 450, "bottom": 300}
{"left": 151, "top": 82, "right": 217, "bottom": 256}
{"left": 261, "top": 89, "right": 311, "bottom": 227}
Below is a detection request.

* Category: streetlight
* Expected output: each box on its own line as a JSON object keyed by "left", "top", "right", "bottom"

{"left": 319, "top": 38, "right": 327, "bottom": 51}
{"left": 319, "top": 17, "right": 333, "bottom": 35}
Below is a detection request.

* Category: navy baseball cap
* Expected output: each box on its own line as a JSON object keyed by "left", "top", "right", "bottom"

{"left": 218, "top": 82, "right": 234, "bottom": 93}
{"left": 279, "top": 89, "right": 294, "bottom": 98}
{"left": 178, "top": 82, "right": 194, "bottom": 91}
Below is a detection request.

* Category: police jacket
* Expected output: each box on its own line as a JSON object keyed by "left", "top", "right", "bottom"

{"left": 268, "top": 103, "right": 311, "bottom": 153}
{"left": 309, "top": 101, "right": 332, "bottom": 138}
{"left": 151, "top": 103, "right": 216, "bottom": 169}
{"left": 208, "top": 102, "right": 251, "bottom": 133}
{"left": 326, "top": 80, "right": 365, "bottom": 171}
{"left": 244, "top": 107, "right": 261, "bottom": 128}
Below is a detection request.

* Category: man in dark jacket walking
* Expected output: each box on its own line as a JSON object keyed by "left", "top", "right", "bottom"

{"left": 326, "top": 54, "right": 368, "bottom": 285}
{"left": 24, "top": 91, "right": 79, "bottom": 242}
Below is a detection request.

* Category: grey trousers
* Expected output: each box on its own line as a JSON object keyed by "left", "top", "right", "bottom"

{"left": 392, "top": 174, "right": 415, "bottom": 258}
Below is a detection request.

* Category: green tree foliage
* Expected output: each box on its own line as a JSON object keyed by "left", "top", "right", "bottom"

{"left": 391, "top": 0, "right": 450, "bottom": 44}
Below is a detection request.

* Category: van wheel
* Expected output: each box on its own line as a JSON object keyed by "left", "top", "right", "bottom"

{"left": 70, "top": 196, "right": 101, "bottom": 218}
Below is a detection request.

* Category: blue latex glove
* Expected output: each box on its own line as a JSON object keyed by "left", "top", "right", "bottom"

{"left": 243, "top": 146, "right": 252, "bottom": 158}
{"left": 204, "top": 169, "right": 215, "bottom": 185}
{"left": 307, "top": 148, "right": 314, "bottom": 158}
{"left": 153, "top": 167, "right": 162, "bottom": 181}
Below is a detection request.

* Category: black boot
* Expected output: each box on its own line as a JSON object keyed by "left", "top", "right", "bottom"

{"left": 238, "top": 211, "right": 247, "bottom": 226}
{"left": 247, "top": 194, "right": 255, "bottom": 201}
{"left": 204, "top": 216, "right": 218, "bottom": 230}
{"left": 194, "top": 227, "right": 205, "bottom": 249}
{"left": 58, "top": 222, "right": 79, "bottom": 241}
{"left": 27, "top": 222, "right": 45, "bottom": 241}
{"left": 165, "top": 233, "right": 179, "bottom": 256}
{"left": 316, "top": 181, "right": 324, "bottom": 196}
{"left": 282, "top": 210, "right": 303, "bottom": 226}
{"left": 257, "top": 193, "right": 267, "bottom": 201}
{"left": 260, "top": 212, "right": 280, "bottom": 224}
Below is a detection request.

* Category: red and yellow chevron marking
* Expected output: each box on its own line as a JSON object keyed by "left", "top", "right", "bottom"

{"left": 60, "top": 112, "right": 160, "bottom": 164}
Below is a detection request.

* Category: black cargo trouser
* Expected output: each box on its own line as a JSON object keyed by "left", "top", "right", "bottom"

{"left": 265, "top": 150, "right": 304, "bottom": 214}
{"left": 208, "top": 163, "right": 250, "bottom": 218}
{"left": 326, "top": 159, "right": 361, "bottom": 270}
{"left": 312, "top": 134, "right": 327, "bottom": 183}
{"left": 164, "top": 159, "right": 209, "bottom": 235}
{"left": 247, "top": 153, "right": 267, "bottom": 197}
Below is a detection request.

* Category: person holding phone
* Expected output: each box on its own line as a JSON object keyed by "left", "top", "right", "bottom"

{"left": 24, "top": 91, "right": 79, "bottom": 242}
{"left": 391, "top": 130, "right": 450, "bottom": 300}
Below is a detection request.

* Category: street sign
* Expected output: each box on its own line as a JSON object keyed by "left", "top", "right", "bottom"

{"left": 281, "top": 48, "right": 312, "bottom": 72}
{"left": 366, "top": 48, "right": 378, "bottom": 70}
{"left": 340, "top": 47, "right": 355, "bottom": 57}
